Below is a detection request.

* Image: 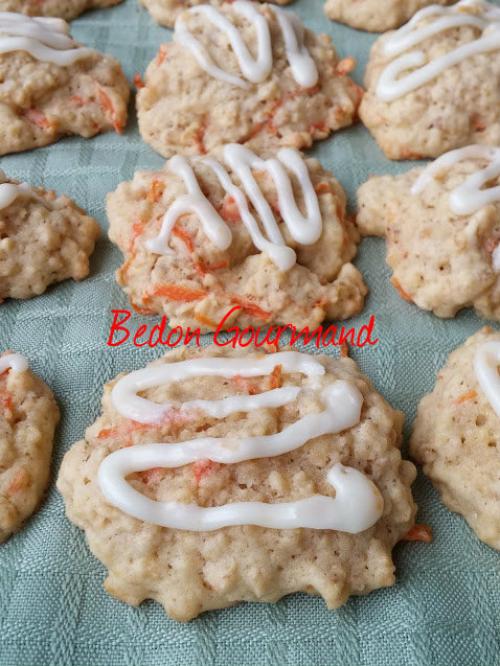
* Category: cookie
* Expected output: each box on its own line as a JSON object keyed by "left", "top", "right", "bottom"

{"left": 0, "top": 352, "right": 59, "bottom": 543}
{"left": 140, "top": 0, "right": 292, "bottom": 29}
{"left": 136, "top": 1, "right": 362, "bottom": 158}
{"left": 0, "top": 1, "right": 122, "bottom": 20}
{"left": 107, "top": 144, "right": 367, "bottom": 331}
{"left": 359, "top": 0, "right": 500, "bottom": 159}
{"left": 0, "top": 173, "right": 100, "bottom": 301}
{"left": 411, "top": 327, "right": 500, "bottom": 550}
{"left": 0, "top": 13, "right": 129, "bottom": 155}
{"left": 324, "top": 0, "right": 452, "bottom": 33}
{"left": 57, "top": 345, "right": 417, "bottom": 621}
{"left": 356, "top": 145, "right": 500, "bottom": 321}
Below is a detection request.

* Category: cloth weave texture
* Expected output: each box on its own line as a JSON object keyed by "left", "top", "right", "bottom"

{"left": 0, "top": 1, "right": 499, "bottom": 664}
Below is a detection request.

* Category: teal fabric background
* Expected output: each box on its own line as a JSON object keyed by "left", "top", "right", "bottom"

{"left": 0, "top": 1, "right": 499, "bottom": 664}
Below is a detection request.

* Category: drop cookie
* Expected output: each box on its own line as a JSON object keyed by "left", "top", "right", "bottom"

{"left": 107, "top": 144, "right": 367, "bottom": 331}
{"left": 324, "top": 0, "right": 452, "bottom": 33}
{"left": 0, "top": 352, "right": 59, "bottom": 543}
{"left": 411, "top": 327, "right": 500, "bottom": 550}
{"left": 137, "top": 1, "right": 362, "bottom": 158}
{"left": 359, "top": 0, "right": 500, "bottom": 159}
{"left": 140, "top": 0, "right": 292, "bottom": 29}
{"left": 356, "top": 145, "right": 500, "bottom": 321}
{"left": 0, "top": 173, "right": 100, "bottom": 301}
{"left": 0, "top": 12, "right": 129, "bottom": 155}
{"left": 0, "top": 1, "right": 122, "bottom": 20}
{"left": 57, "top": 346, "right": 417, "bottom": 621}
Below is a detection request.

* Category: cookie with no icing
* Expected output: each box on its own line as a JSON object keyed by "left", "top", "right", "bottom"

{"left": 359, "top": 0, "right": 500, "bottom": 159}
{"left": 107, "top": 144, "right": 367, "bottom": 331}
{"left": 137, "top": 1, "right": 362, "bottom": 158}
{"left": 0, "top": 173, "right": 100, "bottom": 301}
{"left": 0, "top": 12, "right": 129, "bottom": 155}
{"left": 0, "top": 352, "right": 59, "bottom": 543}
{"left": 140, "top": 0, "right": 292, "bottom": 29}
{"left": 0, "top": 1, "right": 122, "bottom": 20}
{"left": 411, "top": 327, "right": 500, "bottom": 550}
{"left": 324, "top": 0, "right": 452, "bottom": 33}
{"left": 57, "top": 345, "right": 417, "bottom": 621}
{"left": 356, "top": 145, "right": 500, "bottom": 321}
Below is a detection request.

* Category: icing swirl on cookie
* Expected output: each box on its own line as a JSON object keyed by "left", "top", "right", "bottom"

{"left": 0, "top": 180, "right": 36, "bottom": 210}
{"left": 174, "top": 1, "right": 318, "bottom": 89}
{"left": 0, "top": 353, "right": 28, "bottom": 374}
{"left": 412, "top": 145, "right": 500, "bottom": 215}
{"left": 146, "top": 144, "right": 322, "bottom": 272}
{"left": 474, "top": 340, "right": 500, "bottom": 418}
{"left": 0, "top": 12, "right": 93, "bottom": 66}
{"left": 376, "top": 0, "right": 500, "bottom": 102}
{"left": 98, "top": 352, "right": 384, "bottom": 533}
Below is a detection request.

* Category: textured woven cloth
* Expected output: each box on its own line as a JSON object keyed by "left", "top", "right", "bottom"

{"left": 1, "top": 1, "right": 499, "bottom": 664}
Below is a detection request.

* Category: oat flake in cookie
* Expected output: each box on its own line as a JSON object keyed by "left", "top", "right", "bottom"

{"left": 137, "top": 1, "right": 362, "bottom": 158}
{"left": 140, "top": 0, "right": 293, "bottom": 29}
{"left": 0, "top": 352, "right": 59, "bottom": 544}
{"left": 0, "top": 0, "right": 122, "bottom": 20}
{"left": 57, "top": 346, "right": 417, "bottom": 621}
{"left": 359, "top": 0, "right": 500, "bottom": 159}
{"left": 0, "top": 173, "right": 100, "bottom": 301}
{"left": 107, "top": 144, "right": 367, "bottom": 331}
{"left": 357, "top": 145, "right": 500, "bottom": 321}
{"left": 0, "top": 12, "right": 129, "bottom": 155}
{"left": 324, "top": 0, "right": 453, "bottom": 33}
{"left": 411, "top": 327, "right": 500, "bottom": 550}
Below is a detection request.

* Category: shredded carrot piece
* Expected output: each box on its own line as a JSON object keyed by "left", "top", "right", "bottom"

{"left": 403, "top": 524, "right": 433, "bottom": 543}
{"left": 336, "top": 56, "right": 356, "bottom": 76}
{"left": 24, "top": 109, "right": 51, "bottom": 130}
{"left": 193, "top": 460, "right": 219, "bottom": 484}
{"left": 230, "top": 295, "right": 271, "bottom": 321}
{"left": 149, "top": 284, "right": 207, "bottom": 302}
{"left": 70, "top": 95, "right": 86, "bottom": 107}
{"left": 315, "top": 182, "right": 332, "bottom": 195}
{"left": 269, "top": 364, "right": 282, "bottom": 390}
{"left": 219, "top": 195, "right": 241, "bottom": 223}
{"left": 172, "top": 225, "right": 194, "bottom": 253}
{"left": 231, "top": 375, "right": 260, "bottom": 395}
{"left": 194, "top": 122, "right": 207, "bottom": 155}
{"left": 194, "top": 258, "right": 229, "bottom": 276}
{"left": 156, "top": 44, "right": 168, "bottom": 66}
{"left": 133, "top": 73, "right": 145, "bottom": 90}
{"left": 391, "top": 276, "right": 413, "bottom": 302}
{"left": 97, "top": 87, "right": 124, "bottom": 134}
{"left": 7, "top": 468, "right": 30, "bottom": 495}
{"left": 147, "top": 178, "right": 165, "bottom": 204}
{"left": 0, "top": 390, "right": 14, "bottom": 413}
{"left": 340, "top": 343, "right": 349, "bottom": 358}
{"left": 194, "top": 313, "right": 219, "bottom": 329}
{"left": 131, "top": 301, "right": 155, "bottom": 316}
{"left": 454, "top": 389, "right": 477, "bottom": 405}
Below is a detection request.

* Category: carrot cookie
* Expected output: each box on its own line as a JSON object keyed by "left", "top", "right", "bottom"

{"left": 0, "top": 173, "right": 100, "bottom": 301}
{"left": 357, "top": 145, "right": 500, "bottom": 321}
{"left": 0, "top": 13, "right": 129, "bottom": 155}
{"left": 107, "top": 145, "right": 367, "bottom": 331}
{"left": 0, "top": 352, "right": 59, "bottom": 543}
{"left": 411, "top": 327, "right": 500, "bottom": 549}
{"left": 324, "top": 0, "right": 453, "bottom": 33}
{"left": 0, "top": 1, "right": 122, "bottom": 20}
{"left": 140, "top": 0, "right": 292, "bottom": 29}
{"left": 137, "top": 1, "right": 362, "bottom": 158}
{"left": 57, "top": 346, "right": 417, "bottom": 621}
{"left": 359, "top": 0, "right": 500, "bottom": 159}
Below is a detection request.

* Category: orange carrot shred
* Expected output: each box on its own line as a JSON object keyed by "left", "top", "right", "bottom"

{"left": 194, "top": 313, "right": 219, "bottom": 329}
{"left": 133, "top": 73, "right": 145, "bottom": 90}
{"left": 391, "top": 276, "right": 413, "bottom": 302}
{"left": 454, "top": 389, "right": 477, "bottom": 405}
{"left": 156, "top": 44, "right": 168, "bottom": 66}
{"left": 172, "top": 225, "right": 194, "bottom": 253}
{"left": 193, "top": 460, "right": 219, "bottom": 484}
{"left": 269, "top": 364, "right": 282, "bottom": 390}
{"left": 230, "top": 295, "right": 271, "bottom": 321}
{"left": 403, "top": 524, "right": 433, "bottom": 543}
{"left": 149, "top": 284, "right": 207, "bottom": 302}
{"left": 24, "top": 109, "right": 51, "bottom": 130}
{"left": 97, "top": 87, "right": 124, "bottom": 134}
{"left": 7, "top": 468, "right": 30, "bottom": 495}
{"left": 147, "top": 179, "right": 165, "bottom": 204}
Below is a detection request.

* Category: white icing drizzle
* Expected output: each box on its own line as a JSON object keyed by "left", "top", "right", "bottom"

{"left": 0, "top": 353, "right": 28, "bottom": 374}
{"left": 99, "top": 352, "right": 384, "bottom": 533}
{"left": 0, "top": 12, "right": 93, "bottom": 66}
{"left": 174, "top": 0, "right": 318, "bottom": 89}
{"left": 0, "top": 181, "right": 35, "bottom": 210}
{"left": 376, "top": 0, "right": 500, "bottom": 102}
{"left": 412, "top": 145, "right": 500, "bottom": 215}
{"left": 474, "top": 340, "right": 500, "bottom": 417}
{"left": 146, "top": 144, "right": 322, "bottom": 272}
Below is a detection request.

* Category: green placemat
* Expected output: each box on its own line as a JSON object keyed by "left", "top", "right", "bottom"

{"left": 0, "top": 1, "right": 499, "bottom": 664}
